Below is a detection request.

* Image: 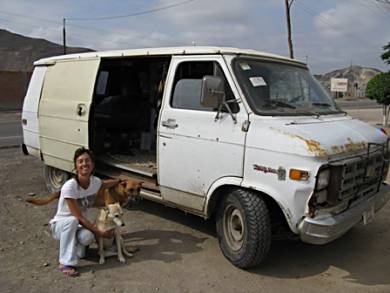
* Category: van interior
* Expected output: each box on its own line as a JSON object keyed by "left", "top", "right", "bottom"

{"left": 90, "top": 56, "right": 171, "bottom": 184}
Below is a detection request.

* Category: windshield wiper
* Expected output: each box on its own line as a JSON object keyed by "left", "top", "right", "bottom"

{"left": 311, "top": 102, "right": 347, "bottom": 115}
{"left": 311, "top": 102, "right": 332, "bottom": 108}
{"left": 264, "top": 100, "right": 296, "bottom": 109}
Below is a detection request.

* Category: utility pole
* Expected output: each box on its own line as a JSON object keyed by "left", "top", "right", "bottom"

{"left": 284, "top": 0, "right": 295, "bottom": 59}
{"left": 62, "top": 18, "right": 67, "bottom": 55}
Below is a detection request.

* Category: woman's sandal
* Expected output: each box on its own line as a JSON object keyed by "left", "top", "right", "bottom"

{"left": 59, "top": 265, "right": 80, "bottom": 277}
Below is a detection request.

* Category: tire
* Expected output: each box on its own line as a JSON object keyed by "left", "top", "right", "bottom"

{"left": 43, "top": 165, "right": 70, "bottom": 192}
{"left": 216, "top": 188, "right": 271, "bottom": 268}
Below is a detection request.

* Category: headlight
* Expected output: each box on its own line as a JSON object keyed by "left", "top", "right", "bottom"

{"left": 311, "top": 168, "right": 330, "bottom": 206}
{"left": 316, "top": 169, "right": 330, "bottom": 190}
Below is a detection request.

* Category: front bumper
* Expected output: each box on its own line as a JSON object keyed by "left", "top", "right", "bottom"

{"left": 298, "top": 183, "right": 390, "bottom": 245}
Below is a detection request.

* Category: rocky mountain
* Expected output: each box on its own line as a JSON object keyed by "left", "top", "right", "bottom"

{"left": 0, "top": 29, "right": 93, "bottom": 72}
{"left": 315, "top": 66, "right": 382, "bottom": 97}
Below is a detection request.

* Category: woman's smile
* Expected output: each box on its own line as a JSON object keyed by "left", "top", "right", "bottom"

{"left": 76, "top": 153, "right": 93, "bottom": 177}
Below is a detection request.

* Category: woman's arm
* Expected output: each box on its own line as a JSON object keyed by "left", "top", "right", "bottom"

{"left": 65, "top": 198, "right": 114, "bottom": 238}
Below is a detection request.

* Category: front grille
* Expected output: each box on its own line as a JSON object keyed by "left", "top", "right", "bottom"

{"left": 327, "top": 142, "right": 389, "bottom": 205}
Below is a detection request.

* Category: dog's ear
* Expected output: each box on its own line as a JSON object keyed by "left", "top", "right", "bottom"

{"left": 99, "top": 208, "right": 109, "bottom": 221}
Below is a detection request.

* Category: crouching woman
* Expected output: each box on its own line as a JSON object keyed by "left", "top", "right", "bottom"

{"left": 49, "top": 147, "right": 119, "bottom": 277}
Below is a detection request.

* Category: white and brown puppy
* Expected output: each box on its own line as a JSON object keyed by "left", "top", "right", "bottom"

{"left": 95, "top": 203, "right": 133, "bottom": 264}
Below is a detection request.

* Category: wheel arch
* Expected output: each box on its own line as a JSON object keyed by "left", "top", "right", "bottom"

{"left": 205, "top": 181, "right": 292, "bottom": 233}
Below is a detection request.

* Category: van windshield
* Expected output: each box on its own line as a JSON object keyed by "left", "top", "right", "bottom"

{"left": 233, "top": 58, "right": 343, "bottom": 116}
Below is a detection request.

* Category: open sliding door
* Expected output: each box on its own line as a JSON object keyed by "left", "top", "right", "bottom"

{"left": 39, "top": 58, "right": 100, "bottom": 172}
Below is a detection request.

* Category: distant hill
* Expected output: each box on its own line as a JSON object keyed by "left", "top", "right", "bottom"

{"left": 0, "top": 29, "right": 93, "bottom": 72}
{"left": 315, "top": 66, "right": 381, "bottom": 97}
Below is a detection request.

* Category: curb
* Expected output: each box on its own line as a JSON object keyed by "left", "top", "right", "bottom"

{"left": 0, "top": 145, "right": 20, "bottom": 150}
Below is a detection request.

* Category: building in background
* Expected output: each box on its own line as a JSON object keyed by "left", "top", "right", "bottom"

{"left": 315, "top": 65, "right": 381, "bottom": 99}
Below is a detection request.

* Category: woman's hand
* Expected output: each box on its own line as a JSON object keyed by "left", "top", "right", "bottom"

{"left": 66, "top": 199, "right": 115, "bottom": 238}
{"left": 95, "top": 228, "right": 115, "bottom": 238}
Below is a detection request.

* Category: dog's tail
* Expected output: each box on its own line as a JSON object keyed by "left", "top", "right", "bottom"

{"left": 26, "top": 192, "right": 60, "bottom": 205}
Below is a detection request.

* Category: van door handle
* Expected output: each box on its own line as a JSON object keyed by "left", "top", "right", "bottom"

{"left": 162, "top": 118, "right": 178, "bottom": 129}
{"left": 76, "top": 103, "right": 87, "bottom": 116}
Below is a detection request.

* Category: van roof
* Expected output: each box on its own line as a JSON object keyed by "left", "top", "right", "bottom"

{"left": 34, "top": 46, "right": 306, "bottom": 66}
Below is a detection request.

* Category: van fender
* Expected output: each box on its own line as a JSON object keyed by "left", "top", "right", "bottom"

{"left": 205, "top": 177, "right": 300, "bottom": 233}
{"left": 203, "top": 176, "right": 243, "bottom": 218}
{"left": 240, "top": 180, "right": 302, "bottom": 233}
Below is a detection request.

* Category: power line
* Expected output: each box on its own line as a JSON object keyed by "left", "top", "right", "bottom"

{"left": 62, "top": 0, "right": 197, "bottom": 53}
{"left": 0, "top": 1, "right": 198, "bottom": 53}
{"left": 356, "top": 0, "right": 390, "bottom": 20}
{"left": 67, "top": 0, "right": 196, "bottom": 21}
{"left": 0, "top": 15, "right": 125, "bottom": 51}
{"left": 0, "top": 9, "right": 149, "bottom": 49}
{"left": 294, "top": 0, "right": 377, "bottom": 47}
{"left": 373, "top": 0, "right": 390, "bottom": 6}
{"left": 0, "top": 0, "right": 198, "bottom": 47}
{"left": 0, "top": 10, "right": 60, "bottom": 25}
{"left": 0, "top": 9, "right": 136, "bottom": 35}
{"left": 0, "top": 11, "right": 111, "bottom": 40}
{"left": 357, "top": 0, "right": 390, "bottom": 17}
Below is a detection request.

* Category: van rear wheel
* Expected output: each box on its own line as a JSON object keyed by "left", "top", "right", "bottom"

{"left": 216, "top": 189, "right": 271, "bottom": 268}
{"left": 43, "top": 165, "right": 70, "bottom": 192}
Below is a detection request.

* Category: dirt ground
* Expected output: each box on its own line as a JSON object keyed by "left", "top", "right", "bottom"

{"left": 1, "top": 113, "right": 390, "bottom": 292}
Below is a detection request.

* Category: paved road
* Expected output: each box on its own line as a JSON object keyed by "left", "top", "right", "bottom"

{"left": 0, "top": 119, "right": 22, "bottom": 147}
{"left": 335, "top": 98, "right": 381, "bottom": 109}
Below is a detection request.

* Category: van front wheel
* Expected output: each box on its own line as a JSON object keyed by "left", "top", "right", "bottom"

{"left": 216, "top": 189, "right": 271, "bottom": 268}
{"left": 43, "top": 165, "right": 70, "bottom": 192}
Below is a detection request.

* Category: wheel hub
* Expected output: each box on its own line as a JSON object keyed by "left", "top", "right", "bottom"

{"left": 224, "top": 205, "right": 244, "bottom": 251}
{"left": 46, "top": 166, "right": 69, "bottom": 191}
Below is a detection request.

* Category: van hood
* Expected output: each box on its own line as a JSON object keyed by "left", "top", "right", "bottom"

{"left": 247, "top": 115, "right": 388, "bottom": 158}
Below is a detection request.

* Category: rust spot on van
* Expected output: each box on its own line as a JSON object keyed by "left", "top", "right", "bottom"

{"left": 344, "top": 138, "right": 366, "bottom": 152}
{"left": 270, "top": 128, "right": 367, "bottom": 157}
{"left": 270, "top": 127, "right": 328, "bottom": 157}
{"left": 331, "top": 145, "right": 345, "bottom": 154}
{"left": 330, "top": 138, "right": 366, "bottom": 155}
{"left": 299, "top": 137, "right": 327, "bottom": 157}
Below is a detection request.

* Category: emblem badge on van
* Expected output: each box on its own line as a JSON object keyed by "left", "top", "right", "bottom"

{"left": 253, "top": 165, "right": 286, "bottom": 181}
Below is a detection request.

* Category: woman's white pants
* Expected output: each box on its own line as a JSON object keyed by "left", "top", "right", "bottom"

{"left": 50, "top": 216, "right": 95, "bottom": 266}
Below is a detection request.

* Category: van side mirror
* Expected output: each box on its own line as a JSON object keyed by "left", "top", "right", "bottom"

{"left": 200, "top": 75, "right": 225, "bottom": 108}
{"left": 201, "top": 75, "right": 237, "bottom": 124}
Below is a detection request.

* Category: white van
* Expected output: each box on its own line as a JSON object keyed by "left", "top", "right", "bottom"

{"left": 22, "top": 47, "right": 390, "bottom": 268}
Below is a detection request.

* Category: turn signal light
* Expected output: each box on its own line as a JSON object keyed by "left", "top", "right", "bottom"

{"left": 289, "top": 169, "right": 309, "bottom": 181}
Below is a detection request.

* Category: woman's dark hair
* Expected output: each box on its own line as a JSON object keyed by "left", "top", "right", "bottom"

{"left": 73, "top": 147, "right": 94, "bottom": 168}
{"left": 73, "top": 147, "right": 94, "bottom": 186}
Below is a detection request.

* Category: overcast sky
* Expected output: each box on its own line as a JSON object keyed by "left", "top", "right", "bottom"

{"left": 0, "top": 0, "right": 389, "bottom": 74}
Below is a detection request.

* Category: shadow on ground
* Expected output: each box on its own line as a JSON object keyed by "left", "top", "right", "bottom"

{"left": 128, "top": 199, "right": 390, "bottom": 286}
{"left": 251, "top": 219, "right": 390, "bottom": 285}
{"left": 79, "top": 229, "right": 207, "bottom": 274}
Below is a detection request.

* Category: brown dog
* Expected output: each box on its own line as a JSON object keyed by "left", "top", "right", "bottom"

{"left": 26, "top": 179, "right": 142, "bottom": 207}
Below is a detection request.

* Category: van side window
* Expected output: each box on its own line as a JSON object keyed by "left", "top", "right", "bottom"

{"left": 96, "top": 71, "right": 109, "bottom": 95}
{"left": 171, "top": 61, "right": 239, "bottom": 113}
